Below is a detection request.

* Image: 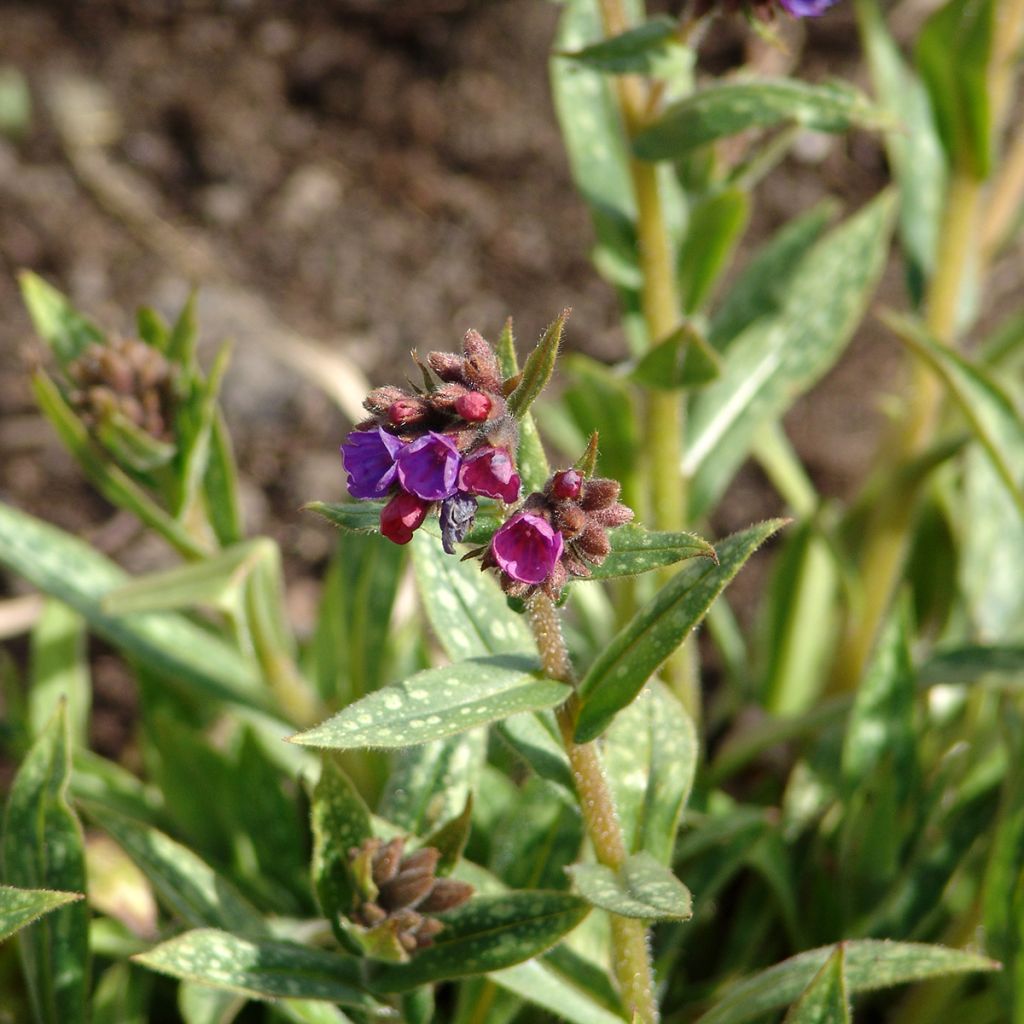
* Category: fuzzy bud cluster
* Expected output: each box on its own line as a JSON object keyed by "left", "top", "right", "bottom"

{"left": 695, "top": 0, "right": 839, "bottom": 18}
{"left": 347, "top": 837, "right": 473, "bottom": 953}
{"left": 341, "top": 330, "right": 521, "bottom": 551}
{"left": 67, "top": 336, "right": 176, "bottom": 441}
{"left": 482, "top": 468, "right": 634, "bottom": 600}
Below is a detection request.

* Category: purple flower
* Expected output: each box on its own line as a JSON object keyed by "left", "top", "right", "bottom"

{"left": 341, "top": 428, "right": 403, "bottom": 499}
{"left": 777, "top": 0, "right": 839, "bottom": 15}
{"left": 459, "top": 447, "right": 521, "bottom": 504}
{"left": 395, "top": 432, "right": 462, "bottom": 501}
{"left": 491, "top": 512, "right": 564, "bottom": 585}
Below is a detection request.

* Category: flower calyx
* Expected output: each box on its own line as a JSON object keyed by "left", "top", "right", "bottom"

{"left": 345, "top": 837, "right": 473, "bottom": 960}
{"left": 482, "top": 467, "right": 634, "bottom": 600}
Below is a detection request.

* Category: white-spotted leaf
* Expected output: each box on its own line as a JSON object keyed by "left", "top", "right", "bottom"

{"left": 568, "top": 852, "right": 692, "bottom": 921}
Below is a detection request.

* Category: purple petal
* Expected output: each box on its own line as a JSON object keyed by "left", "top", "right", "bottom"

{"left": 396, "top": 432, "right": 462, "bottom": 501}
{"left": 459, "top": 447, "right": 521, "bottom": 503}
{"left": 491, "top": 512, "right": 564, "bottom": 585}
{"left": 341, "top": 428, "right": 403, "bottom": 499}
{"left": 777, "top": 0, "right": 839, "bottom": 15}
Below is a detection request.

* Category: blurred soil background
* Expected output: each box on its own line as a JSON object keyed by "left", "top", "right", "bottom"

{"left": 0, "top": 0, "right": 921, "bottom": 750}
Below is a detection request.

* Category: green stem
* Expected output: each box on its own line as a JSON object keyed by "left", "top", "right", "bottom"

{"left": 527, "top": 593, "right": 660, "bottom": 1023}
{"left": 597, "top": 0, "right": 697, "bottom": 720}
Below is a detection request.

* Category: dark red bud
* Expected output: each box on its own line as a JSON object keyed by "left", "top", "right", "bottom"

{"left": 580, "top": 478, "right": 620, "bottom": 510}
{"left": 419, "top": 878, "right": 474, "bottom": 914}
{"left": 551, "top": 469, "right": 583, "bottom": 500}
{"left": 555, "top": 504, "right": 586, "bottom": 538}
{"left": 577, "top": 523, "right": 611, "bottom": 561}
{"left": 427, "top": 351, "right": 465, "bottom": 382}
{"left": 400, "top": 847, "right": 441, "bottom": 875}
{"left": 372, "top": 837, "right": 406, "bottom": 885}
{"left": 380, "top": 492, "right": 431, "bottom": 545}
{"left": 455, "top": 391, "right": 493, "bottom": 422}
{"left": 378, "top": 871, "right": 435, "bottom": 912}
{"left": 388, "top": 398, "right": 430, "bottom": 426}
{"left": 364, "top": 385, "right": 407, "bottom": 415}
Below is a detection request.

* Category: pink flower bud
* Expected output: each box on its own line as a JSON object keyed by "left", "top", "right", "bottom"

{"left": 380, "top": 492, "right": 431, "bottom": 545}
{"left": 454, "top": 391, "right": 493, "bottom": 422}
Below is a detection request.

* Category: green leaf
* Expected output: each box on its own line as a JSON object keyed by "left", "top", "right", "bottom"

{"left": 367, "top": 891, "right": 590, "bottom": 991}
{"left": 311, "top": 759, "right": 372, "bottom": 934}
{"left": 560, "top": 354, "right": 638, "bottom": 485}
{"left": 490, "top": 958, "right": 626, "bottom": 1024}
{"left": 204, "top": 413, "right": 245, "bottom": 546}
{"left": 678, "top": 188, "right": 750, "bottom": 314}
{"left": 133, "top": 929, "right": 378, "bottom": 1009}
{"left": 496, "top": 711, "right": 574, "bottom": 794}
{"left": 490, "top": 780, "right": 583, "bottom": 891}
{"left": 31, "top": 372, "right": 207, "bottom": 559}
{"left": 508, "top": 310, "right": 570, "bottom": 419}
{"left": 81, "top": 802, "right": 268, "bottom": 935}
{"left": 634, "top": 79, "right": 885, "bottom": 162}
{"left": 497, "top": 319, "right": 550, "bottom": 493}
{"left": 841, "top": 598, "right": 915, "bottom": 792}
{"left": 19, "top": 272, "right": 104, "bottom": 366}
{"left": 423, "top": 794, "right": 475, "bottom": 875}
{"left": 167, "top": 292, "right": 199, "bottom": 369}
{"left": 1, "top": 702, "right": 89, "bottom": 1024}
{"left": 568, "top": 852, "right": 692, "bottom": 921}
{"left": 687, "top": 192, "right": 895, "bottom": 517}
{"left": 29, "top": 599, "right": 90, "bottom": 749}
{"left": 558, "top": 16, "right": 690, "bottom": 77}
{"left": 758, "top": 522, "right": 839, "bottom": 715}
{"left": 604, "top": 682, "right": 697, "bottom": 862}
{"left": 631, "top": 323, "right": 722, "bottom": 390}
{"left": 95, "top": 408, "right": 177, "bottom": 472}
{"left": 381, "top": 732, "right": 485, "bottom": 836}
{"left": 919, "top": 644, "right": 1024, "bottom": 684}
{"left": 411, "top": 530, "right": 532, "bottom": 661}
{"left": 0, "top": 502, "right": 270, "bottom": 712}
{"left": 291, "top": 655, "right": 568, "bottom": 750}
{"left": 855, "top": 0, "right": 946, "bottom": 300}
{"left": 135, "top": 307, "right": 169, "bottom": 351}
{"left": 0, "top": 886, "right": 83, "bottom": 944}
{"left": 575, "top": 520, "right": 784, "bottom": 743}
{"left": 696, "top": 941, "right": 999, "bottom": 1024}
{"left": 304, "top": 501, "right": 382, "bottom": 534}
{"left": 709, "top": 200, "right": 837, "bottom": 349}
{"left": 887, "top": 312, "right": 1024, "bottom": 518}
{"left": 584, "top": 524, "right": 717, "bottom": 582}
{"left": 783, "top": 945, "right": 850, "bottom": 1024}
{"left": 915, "top": 0, "right": 996, "bottom": 177}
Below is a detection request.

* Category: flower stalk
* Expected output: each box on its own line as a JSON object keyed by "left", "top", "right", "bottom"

{"left": 527, "top": 592, "right": 660, "bottom": 1024}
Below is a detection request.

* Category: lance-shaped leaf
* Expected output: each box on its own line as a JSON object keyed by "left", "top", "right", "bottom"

{"left": 2, "top": 703, "right": 89, "bottom": 1024}
{"left": 0, "top": 503, "right": 270, "bottom": 712}
{"left": 558, "top": 16, "right": 689, "bottom": 77}
{"left": 709, "top": 200, "right": 837, "bottom": 349}
{"left": 631, "top": 324, "right": 722, "bottom": 391}
{"left": 497, "top": 319, "right": 550, "bottom": 494}
{"left": 422, "top": 794, "right": 475, "bottom": 875}
{"left": 604, "top": 682, "right": 697, "bottom": 863}
{"left": 783, "top": 945, "right": 849, "bottom": 1024}
{"left": 919, "top": 644, "right": 1024, "bottom": 684}
{"left": 568, "top": 853, "right": 692, "bottom": 921}
{"left": 696, "top": 941, "right": 999, "bottom": 1024}
{"left": 678, "top": 188, "right": 750, "bottom": 315}
{"left": 133, "top": 930, "right": 378, "bottom": 1009}
{"left": 579, "top": 524, "right": 716, "bottom": 582}
{"left": 311, "top": 759, "right": 372, "bottom": 946}
{"left": 411, "top": 530, "right": 532, "bottom": 661}
{"left": 491, "top": 958, "right": 625, "bottom": 1024}
{"left": 0, "top": 886, "right": 83, "bottom": 944}
{"left": 915, "top": 0, "right": 996, "bottom": 178}
{"left": 304, "top": 501, "right": 383, "bottom": 535}
{"left": 575, "top": 521, "right": 784, "bottom": 743}
{"left": 29, "top": 599, "right": 90, "bottom": 749}
{"left": 507, "top": 310, "right": 569, "bottom": 418}
{"left": 686, "top": 192, "right": 895, "bottom": 516}
{"left": 291, "top": 656, "right": 568, "bottom": 750}
{"left": 19, "top": 271, "right": 104, "bottom": 366}
{"left": 633, "top": 79, "right": 886, "bottom": 161}
{"left": 496, "top": 711, "right": 574, "bottom": 794}
{"left": 886, "top": 311, "right": 1024, "bottom": 517}
{"left": 81, "top": 802, "right": 267, "bottom": 936}
{"left": 366, "top": 891, "right": 589, "bottom": 991}
{"left": 94, "top": 407, "right": 177, "bottom": 473}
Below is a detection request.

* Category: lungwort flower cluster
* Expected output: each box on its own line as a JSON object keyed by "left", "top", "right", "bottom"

{"left": 340, "top": 321, "right": 634, "bottom": 599}
{"left": 341, "top": 329, "right": 520, "bottom": 552}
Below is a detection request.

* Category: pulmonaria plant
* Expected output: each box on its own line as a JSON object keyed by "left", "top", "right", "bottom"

{"left": 341, "top": 329, "right": 521, "bottom": 552}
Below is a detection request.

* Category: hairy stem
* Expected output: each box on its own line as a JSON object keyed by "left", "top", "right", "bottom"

{"left": 527, "top": 593, "right": 659, "bottom": 1023}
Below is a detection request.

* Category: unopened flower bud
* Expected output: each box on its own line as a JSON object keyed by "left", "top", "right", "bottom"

{"left": 554, "top": 504, "right": 586, "bottom": 538}
{"left": 388, "top": 398, "right": 430, "bottom": 427}
{"left": 427, "top": 351, "right": 465, "bottom": 382}
{"left": 378, "top": 870, "right": 436, "bottom": 912}
{"left": 580, "top": 479, "right": 621, "bottom": 510}
{"left": 364, "top": 385, "right": 408, "bottom": 415}
{"left": 551, "top": 469, "right": 583, "bottom": 500}
{"left": 454, "top": 391, "right": 492, "bottom": 422}
{"left": 371, "top": 837, "right": 405, "bottom": 885}
{"left": 462, "top": 329, "right": 501, "bottom": 392}
{"left": 418, "top": 878, "right": 474, "bottom": 914}
{"left": 380, "top": 492, "right": 431, "bottom": 545}
{"left": 577, "top": 522, "right": 611, "bottom": 562}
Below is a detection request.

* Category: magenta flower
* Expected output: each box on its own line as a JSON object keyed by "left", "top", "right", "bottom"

{"left": 459, "top": 447, "right": 521, "bottom": 504}
{"left": 778, "top": 0, "right": 838, "bottom": 15}
{"left": 341, "top": 428, "right": 403, "bottom": 500}
{"left": 380, "top": 491, "right": 431, "bottom": 545}
{"left": 491, "top": 512, "right": 564, "bottom": 585}
{"left": 395, "top": 432, "right": 462, "bottom": 501}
